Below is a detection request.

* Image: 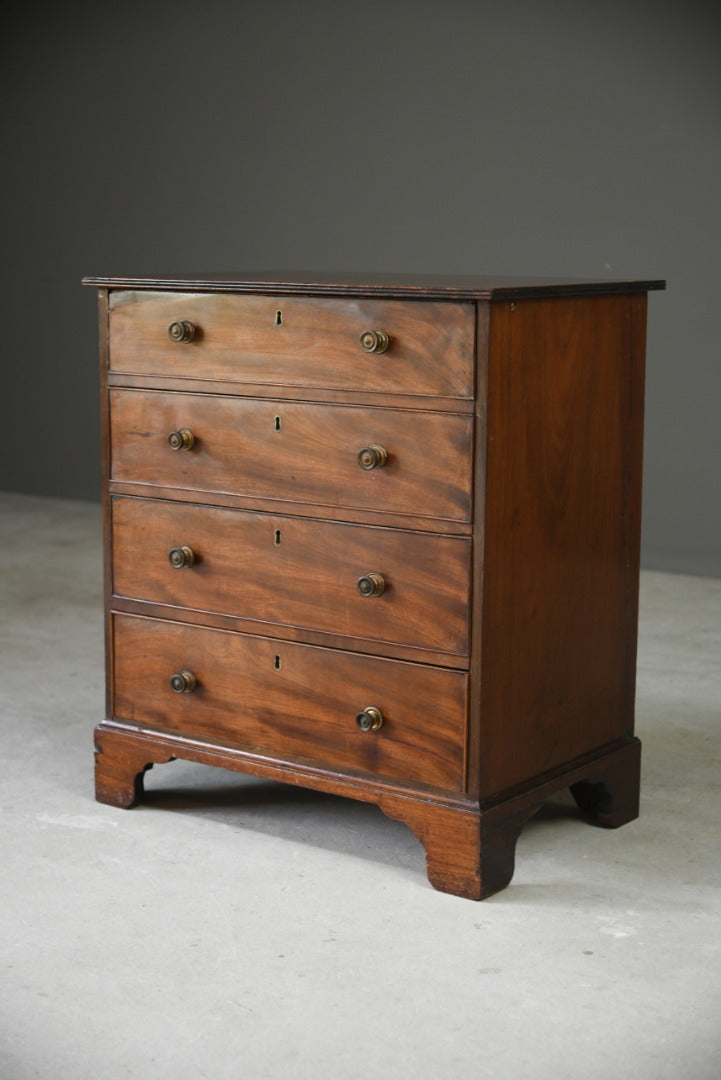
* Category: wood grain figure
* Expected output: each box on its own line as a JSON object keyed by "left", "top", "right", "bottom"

{"left": 85, "top": 270, "right": 664, "bottom": 898}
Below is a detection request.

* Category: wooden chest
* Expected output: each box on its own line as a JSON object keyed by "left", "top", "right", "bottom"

{"left": 83, "top": 271, "right": 664, "bottom": 899}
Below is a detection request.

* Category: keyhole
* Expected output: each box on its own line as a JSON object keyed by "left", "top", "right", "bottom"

{"left": 274, "top": 529, "right": 282, "bottom": 545}
{"left": 274, "top": 415, "right": 281, "bottom": 431}
{"left": 274, "top": 655, "right": 282, "bottom": 670}
{"left": 275, "top": 309, "right": 282, "bottom": 326}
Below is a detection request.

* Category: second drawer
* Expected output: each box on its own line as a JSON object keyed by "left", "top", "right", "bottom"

{"left": 112, "top": 496, "right": 471, "bottom": 659}
{"left": 110, "top": 389, "right": 473, "bottom": 524}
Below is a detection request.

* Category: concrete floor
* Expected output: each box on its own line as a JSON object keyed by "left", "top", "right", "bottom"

{"left": 1, "top": 490, "right": 719, "bottom": 1080}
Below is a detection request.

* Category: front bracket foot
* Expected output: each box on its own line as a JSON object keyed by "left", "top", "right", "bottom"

{"left": 378, "top": 796, "right": 536, "bottom": 900}
{"left": 94, "top": 726, "right": 175, "bottom": 808}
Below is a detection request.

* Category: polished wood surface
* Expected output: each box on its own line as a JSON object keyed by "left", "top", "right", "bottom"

{"left": 112, "top": 613, "right": 467, "bottom": 792}
{"left": 110, "top": 388, "right": 473, "bottom": 524}
{"left": 84, "top": 270, "right": 665, "bottom": 301}
{"left": 106, "top": 372, "right": 475, "bottom": 414}
{"left": 89, "top": 272, "right": 662, "bottom": 898}
{"left": 476, "top": 295, "right": 647, "bottom": 794}
{"left": 94, "top": 723, "right": 640, "bottom": 900}
{"left": 111, "top": 496, "right": 471, "bottom": 659}
{"left": 108, "top": 290, "right": 474, "bottom": 398}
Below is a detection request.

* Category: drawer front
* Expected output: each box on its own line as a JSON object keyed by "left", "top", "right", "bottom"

{"left": 112, "top": 497, "right": 470, "bottom": 658}
{"left": 110, "top": 389, "right": 473, "bottom": 524}
{"left": 112, "top": 614, "right": 467, "bottom": 792}
{"left": 108, "top": 291, "right": 474, "bottom": 398}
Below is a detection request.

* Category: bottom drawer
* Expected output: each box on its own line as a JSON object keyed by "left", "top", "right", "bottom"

{"left": 112, "top": 614, "right": 468, "bottom": 793}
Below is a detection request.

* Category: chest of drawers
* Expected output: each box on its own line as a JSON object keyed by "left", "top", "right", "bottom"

{"left": 83, "top": 271, "right": 664, "bottom": 899}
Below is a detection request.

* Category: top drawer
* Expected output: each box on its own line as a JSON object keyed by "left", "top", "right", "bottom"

{"left": 108, "top": 291, "right": 475, "bottom": 399}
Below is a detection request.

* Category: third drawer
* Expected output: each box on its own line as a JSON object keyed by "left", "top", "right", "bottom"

{"left": 111, "top": 496, "right": 471, "bottom": 660}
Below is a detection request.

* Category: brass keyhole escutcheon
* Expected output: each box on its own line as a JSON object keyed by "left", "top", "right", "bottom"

{"left": 356, "top": 706, "right": 383, "bottom": 732}
{"left": 169, "top": 670, "right": 197, "bottom": 694}
{"left": 357, "top": 572, "right": 385, "bottom": 597}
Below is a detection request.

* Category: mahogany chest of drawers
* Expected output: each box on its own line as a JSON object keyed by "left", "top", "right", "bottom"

{"left": 83, "top": 271, "right": 664, "bottom": 899}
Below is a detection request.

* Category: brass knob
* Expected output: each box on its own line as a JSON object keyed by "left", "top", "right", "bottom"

{"left": 168, "top": 320, "right": 196, "bottom": 343}
{"left": 168, "top": 546, "right": 195, "bottom": 569}
{"left": 359, "top": 329, "right": 389, "bottom": 354}
{"left": 167, "top": 428, "right": 195, "bottom": 451}
{"left": 357, "top": 444, "right": 388, "bottom": 470}
{"left": 169, "top": 670, "right": 197, "bottom": 694}
{"left": 357, "top": 572, "right": 385, "bottom": 597}
{"left": 356, "top": 706, "right": 383, "bottom": 732}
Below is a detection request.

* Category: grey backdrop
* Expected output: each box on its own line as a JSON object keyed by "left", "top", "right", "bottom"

{"left": 2, "top": 0, "right": 719, "bottom": 575}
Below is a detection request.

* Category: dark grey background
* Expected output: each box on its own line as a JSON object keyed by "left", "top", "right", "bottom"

{"left": 2, "top": 0, "right": 719, "bottom": 575}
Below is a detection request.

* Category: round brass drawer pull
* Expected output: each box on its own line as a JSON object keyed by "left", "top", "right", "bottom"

{"left": 168, "top": 320, "right": 196, "bottom": 343}
{"left": 359, "top": 329, "right": 389, "bottom": 354}
{"left": 357, "top": 444, "right": 388, "bottom": 470}
{"left": 357, "top": 572, "right": 385, "bottom": 597}
{"left": 167, "top": 428, "right": 195, "bottom": 451}
{"left": 356, "top": 706, "right": 384, "bottom": 732}
{"left": 168, "top": 545, "right": 195, "bottom": 569}
{"left": 169, "top": 670, "right": 197, "bottom": 694}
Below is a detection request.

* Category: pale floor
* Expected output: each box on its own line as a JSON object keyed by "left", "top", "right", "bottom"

{"left": 1, "top": 491, "right": 719, "bottom": 1080}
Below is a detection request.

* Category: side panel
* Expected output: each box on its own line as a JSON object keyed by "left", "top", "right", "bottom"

{"left": 477, "top": 294, "right": 647, "bottom": 796}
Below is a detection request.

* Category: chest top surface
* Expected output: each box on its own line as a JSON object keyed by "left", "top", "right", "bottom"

{"left": 82, "top": 270, "right": 666, "bottom": 300}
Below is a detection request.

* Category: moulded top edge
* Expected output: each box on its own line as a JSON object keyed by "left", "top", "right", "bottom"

{"left": 81, "top": 271, "right": 666, "bottom": 301}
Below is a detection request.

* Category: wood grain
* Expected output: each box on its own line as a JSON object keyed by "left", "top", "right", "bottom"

{"left": 110, "top": 388, "right": 473, "bottom": 524}
{"left": 111, "top": 614, "right": 467, "bottom": 792}
{"left": 84, "top": 270, "right": 665, "bottom": 301}
{"left": 94, "top": 720, "right": 640, "bottom": 898}
{"left": 108, "top": 291, "right": 475, "bottom": 398}
{"left": 107, "top": 372, "right": 475, "bottom": 414}
{"left": 476, "top": 294, "right": 647, "bottom": 795}
{"left": 89, "top": 272, "right": 660, "bottom": 899}
{"left": 111, "top": 496, "right": 471, "bottom": 658}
